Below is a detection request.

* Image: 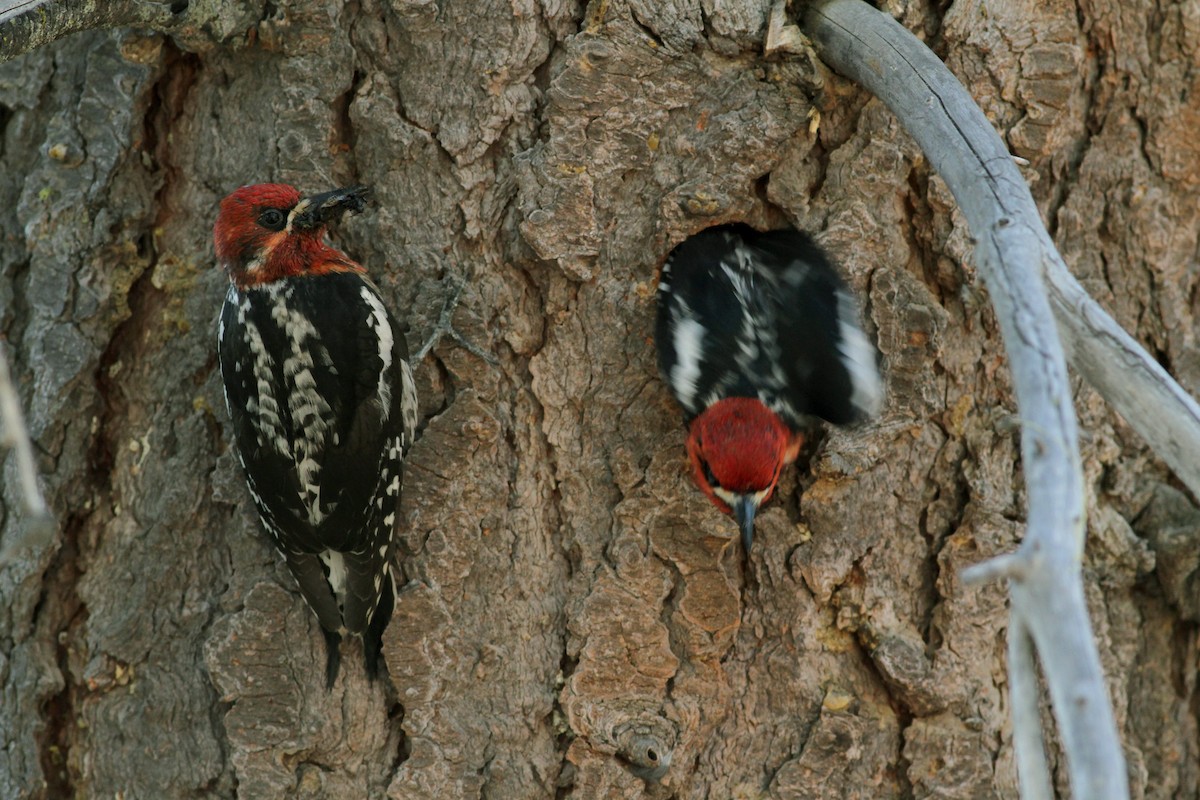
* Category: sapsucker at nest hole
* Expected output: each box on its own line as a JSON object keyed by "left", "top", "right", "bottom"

{"left": 214, "top": 183, "right": 417, "bottom": 687}
{"left": 655, "top": 223, "right": 884, "bottom": 553}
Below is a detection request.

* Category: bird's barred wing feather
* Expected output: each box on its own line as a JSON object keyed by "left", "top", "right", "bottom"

{"left": 219, "top": 272, "right": 413, "bottom": 635}
{"left": 656, "top": 224, "right": 882, "bottom": 428}
{"left": 655, "top": 231, "right": 746, "bottom": 419}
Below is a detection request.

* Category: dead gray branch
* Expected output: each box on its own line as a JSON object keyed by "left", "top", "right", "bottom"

{"left": 0, "top": 343, "right": 54, "bottom": 566}
{"left": 0, "top": 0, "right": 172, "bottom": 63}
{"left": 1008, "top": 615, "right": 1053, "bottom": 800}
{"left": 804, "top": 1, "right": 1131, "bottom": 797}
{"left": 1046, "top": 266, "right": 1200, "bottom": 496}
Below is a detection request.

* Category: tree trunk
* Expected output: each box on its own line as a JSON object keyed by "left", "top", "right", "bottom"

{"left": 1, "top": 1, "right": 1196, "bottom": 798}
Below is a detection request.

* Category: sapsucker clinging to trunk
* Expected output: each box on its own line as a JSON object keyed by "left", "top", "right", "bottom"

{"left": 214, "top": 183, "right": 417, "bottom": 687}
{"left": 655, "top": 223, "right": 884, "bottom": 553}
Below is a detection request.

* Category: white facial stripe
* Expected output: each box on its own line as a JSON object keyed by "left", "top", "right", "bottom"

{"left": 285, "top": 198, "right": 312, "bottom": 233}
{"left": 711, "top": 486, "right": 769, "bottom": 508}
{"left": 245, "top": 252, "right": 265, "bottom": 274}
{"left": 712, "top": 486, "right": 738, "bottom": 507}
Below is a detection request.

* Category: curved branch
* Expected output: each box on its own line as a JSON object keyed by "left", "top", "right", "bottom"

{"left": 1046, "top": 267, "right": 1200, "bottom": 496}
{"left": 1008, "top": 613, "right": 1053, "bottom": 800}
{"left": 802, "top": 1, "right": 1129, "bottom": 798}
{"left": 0, "top": 0, "right": 175, "bottom": 63}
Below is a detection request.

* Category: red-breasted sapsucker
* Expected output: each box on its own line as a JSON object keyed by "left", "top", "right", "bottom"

{"left": 656, "top": 224, "right": 883, "bottom": 552}
{"left": 214, "top": 184, "right": 417, "bottom": 686}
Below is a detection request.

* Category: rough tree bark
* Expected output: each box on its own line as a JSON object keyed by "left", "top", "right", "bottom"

{"left": 0, "top": 1, "right": 1196, "bottom": 799}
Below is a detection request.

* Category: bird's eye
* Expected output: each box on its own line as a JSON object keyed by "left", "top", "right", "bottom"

{"left": 258, "top": 208, "right": 286, "bottom": 230}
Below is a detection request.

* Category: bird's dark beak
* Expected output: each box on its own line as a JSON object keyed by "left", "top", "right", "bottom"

{"left": 733, "top": 496, "right": 757, "bottom": 553}
{"left": 291, "top": 185, "right": 371, "bottom": 231}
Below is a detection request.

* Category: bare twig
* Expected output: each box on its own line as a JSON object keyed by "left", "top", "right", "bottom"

{"left": 803, "top": 1, "right": 1129, "bottom": 797}
{"left": 0, "top": 343, "right": 55, "bottom": 566}
{"left": 1046, "top": 266, "right": 1200, "bottom": 498}
{"left": 1009, "top": 615, "right": 1053, "bottom": 800}
{"left": 0, "top": 0, "right": 179, "bottom": 64}
{"left": 413, "top": 279, "right": 499, "bottom": 365}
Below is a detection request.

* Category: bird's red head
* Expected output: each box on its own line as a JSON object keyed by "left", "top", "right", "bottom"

{"left": 685, "top": 397, "right": 802, "bottom": 551}
{"left": 213, "top": 183, "right": 371, "bottom": 289}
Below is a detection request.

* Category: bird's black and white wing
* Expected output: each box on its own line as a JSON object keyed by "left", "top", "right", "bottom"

{"left": 655, "top": 224, "right": 882, "bottom": 428}
{"left": 218, "top": 271, "right": 416, "bottom": 642}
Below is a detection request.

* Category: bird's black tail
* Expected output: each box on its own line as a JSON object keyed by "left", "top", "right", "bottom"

{"left": 322, "top": 629, "right": 342, "bottom": 689}
{"left": 363, "top": 576, "right": 395, "bottom": 682}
